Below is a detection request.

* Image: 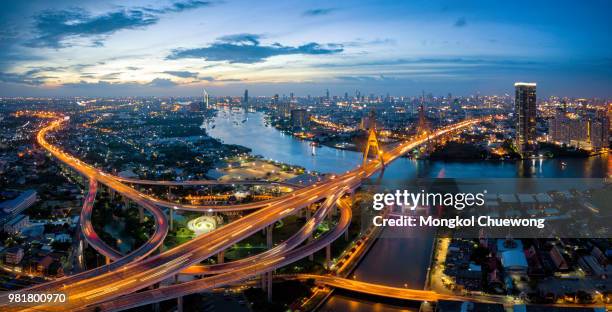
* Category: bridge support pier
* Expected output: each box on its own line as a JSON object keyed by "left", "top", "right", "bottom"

{"left": 105, "top": 256, "right": 110, "bottom": 265}
{"left": 177, "top": 295, "right": 183, "bottom": 312}
{"left": 261, "top": 273, "right": 266, "bottom": 291}
{"left": 325, "top": 244, "right": 332, "bottom": 269}
{"left": 266, "top": 225, "right": 273, "bottom": 249}
{"left": 138, "top": 205, "right": 144, "bottom": 223}
{"left": 260, "top": 224, "right": 274, "bottom": 301}
{"left": 167, "top": 187, "right": 172, "bottom": 201}
{"left": 123, "top": 197, "right": 129, "bottom": 211}
{"left": 169, "top": 208, "right": 174, "bottom": 231}
{"left": 267, "top": 271, "right": 273, "bottom": 302}
{"left": 217, "top": 250, "right": 224, "bottom": 264}
{"left": 109, "top": 188, "right": 115, "bottom": 201}
{"left": 149, "top": 283, "right": 160, "bottom": 312}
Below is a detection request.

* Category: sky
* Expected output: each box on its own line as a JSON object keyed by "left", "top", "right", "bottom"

{"left": 0, "top": 0, "right": 611, "bottom": 97}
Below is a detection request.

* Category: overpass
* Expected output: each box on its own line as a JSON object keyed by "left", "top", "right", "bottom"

{"left": 77, "top": 195, "right": 354, "bottom": 312}
{"left": 115, "top": 176, "right": 302, "bottom": 188}
{"left": 0, "top": 115, "right": 484, "bottom": 311}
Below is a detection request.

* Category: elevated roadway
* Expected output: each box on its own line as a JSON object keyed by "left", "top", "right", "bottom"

{"left": 0, "top": 117, "right": 483, "bottom": 311}
{"left": 115, "top": 176, "right": 302, "bottom": 188}
{"left": 81, "top": 194, "right": 353, "bottom": 311}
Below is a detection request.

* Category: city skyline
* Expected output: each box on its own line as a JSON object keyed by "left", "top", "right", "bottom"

{"left": 0, "top": 2, "right": 610, "bottom": 310}
{"left": 1, "top": 0, "right": 611, "bottom": 97}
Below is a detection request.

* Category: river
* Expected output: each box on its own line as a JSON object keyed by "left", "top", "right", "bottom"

{"left": 206, "top": 108, "right": 609, "bottom": 311}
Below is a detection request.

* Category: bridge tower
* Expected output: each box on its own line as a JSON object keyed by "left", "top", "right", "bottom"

{"left": 416, "top": 94, "right": 430, "bottom": 136}
{"left": 417, "top": 92, "right": 434, "bottom": 153}
{"left": 362, "top": 128, "right": 384, "bottom": 168}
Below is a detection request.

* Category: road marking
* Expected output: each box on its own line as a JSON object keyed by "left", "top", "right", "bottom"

{"left": 207, "top": 238, "right": 229, "bottom": 251}
{"left": 280, "top": 208, "right": 293, "bottom": 215}
{"left": 231, "top": 225, "right": 253, "bottom": 237}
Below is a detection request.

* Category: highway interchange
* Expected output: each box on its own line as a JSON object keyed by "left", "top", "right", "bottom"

{"left": 7, "top": 114, "right": 601, "bottom": 311}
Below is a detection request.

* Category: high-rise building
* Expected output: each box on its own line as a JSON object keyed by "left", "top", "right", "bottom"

{"left": 417, "top": 103, "right": 430, "bottom": 135}
{"left": 589, "top": 116, "right": 609, "bottom": 150}
{"left": 290, "top": 109, "right": 310, "bottom": 128}
{"left": 243, "top": 89, "right": 248, "bottom": 105}
{"left": 203, "top": 89, "right": 210, "bottom": 109}
{"left": 514, "top": 82, "right": 537, "bottom": 157}
{"left": 359, "top": 109, "right": 377, "bottom": 131}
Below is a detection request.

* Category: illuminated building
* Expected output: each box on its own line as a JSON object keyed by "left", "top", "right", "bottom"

{"left": 514, "top": 82, "right": 537, "bottom": 157}
{"left": 291, "top": 109, "right": 310, "bottom": 128}
{"left": 359, "top": 109, "right": 376, "bottom": 131}
{"left": 549, "top": 111, "right": 609, "bottom": 150}
{"left": 0, "top": 189, "right": 37, "bottom": 225}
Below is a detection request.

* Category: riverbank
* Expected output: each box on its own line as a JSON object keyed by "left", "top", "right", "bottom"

{"left": 203, "top": 106, "right": 610, "bottom": 311}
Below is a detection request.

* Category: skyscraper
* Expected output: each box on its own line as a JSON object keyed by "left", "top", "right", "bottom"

{"left": 203, "top": 89, "right": 210, "bottom": 110}
{"left": 514, "top": 82, "right": 537, "bottom": 157}
{"left": 243, "top": 89, "right": 248, "bottom": 105}
{"left": 290, "top": 109, "right": 309, "bottom": 128}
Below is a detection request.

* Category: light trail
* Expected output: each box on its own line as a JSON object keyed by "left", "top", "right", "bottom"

{"left": 0, "top": 114, "right": 485, "bottom": 311}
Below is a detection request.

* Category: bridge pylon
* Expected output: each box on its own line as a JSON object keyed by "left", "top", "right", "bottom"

{"left": 362, "top": 128, "right": 384, "bottom": 168}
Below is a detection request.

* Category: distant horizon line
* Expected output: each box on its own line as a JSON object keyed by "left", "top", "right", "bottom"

{"left": 1, "top": 93, "right": 610, "bottom": 100}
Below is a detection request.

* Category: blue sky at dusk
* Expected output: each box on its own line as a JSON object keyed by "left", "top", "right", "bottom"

{"left": 0, "top": 0, "right": 610, "bottom": 97}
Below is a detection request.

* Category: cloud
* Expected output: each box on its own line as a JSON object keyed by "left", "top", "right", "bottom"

{"left": 144, "top": 0, "right": 213, "bottom": 14}
{"left": 167, "top": 0, "right": 213, "bottom": 12}
{"left": 126, "top": 66, "right": 141, "bottom": 70}
{"left": 163, "top": 70, "right": 199, "bottom": 78}
{"left": 336, "top": 75, "right": 398, "bottom": 82}
{"left": 217, "top": 33, "right": 262, "bottom": 45}
{"left": 147, "top": 78, "right": 177, "bottom": 87}
{"left": 0, "top": 65, "right": 70, "bottom": 85}
{"left": 62, "top": 77, "right": 179, "bottom": 89}
{"left": 59, "top": 77, "right": 180, "bottom": 94}
{"left": 167, "top": 33, "right": 343, "bottom": 63}
{"left": 302, "top": 8, "right": 335, "bottom": 17}
{"left": 99, "top": 72, "right": 122, "bottom": 80}
{"left": 214, "top": 78, "right": 243, "bottom": 82}
{"left": 315, "top": 57, "right": 541, "bottom": 69}
{"left": 0, "top": 72, "right": 45, "bottom": 85}
{"left": 454, "top": 17, "right": 467, "bottom": 27}
{"left": 26, "top": 9, "right": 159, "bottom": 48}
{"left": 26, "top": 1, "right": 214, "bottom": 49}
{"left": 24, "top": 66, "right": 66, "bottom": 76}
